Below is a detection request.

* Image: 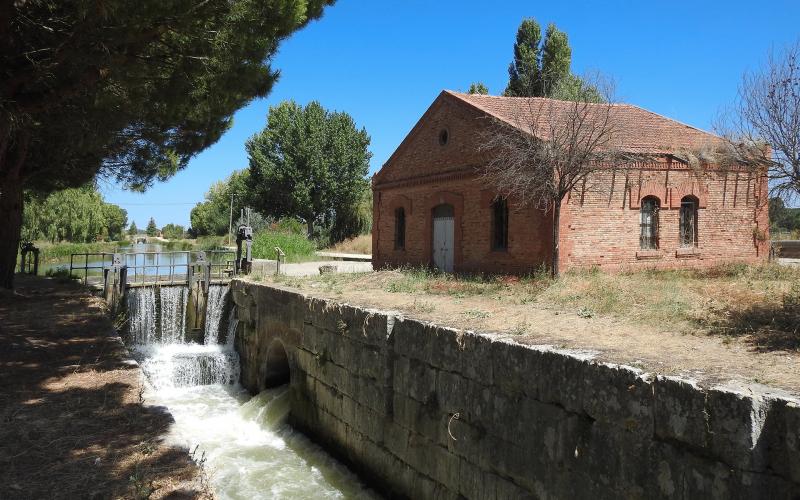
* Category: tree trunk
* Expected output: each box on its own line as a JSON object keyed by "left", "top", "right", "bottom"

{"left": 0, "top": 173, "right": 24, "bottom": 289}
{"left": 306, "top": 220, "right": 314, "bottom": 240}
{"left": 551, "top": 201, "right": 560, "bottom": 278}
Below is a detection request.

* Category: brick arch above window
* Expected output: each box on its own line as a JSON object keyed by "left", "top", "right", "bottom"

{"left": 630, "top": 182, "right": 667, "bottom": 209}
{"left": 388, "top": 194, "right": 412, "bottom": 215}
{"left": 670, "top": 182, "right": 708, "bottom": 209}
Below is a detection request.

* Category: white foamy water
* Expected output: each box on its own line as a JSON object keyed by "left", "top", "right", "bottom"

{"left": 145, "top": 381, "right": 379, "bottom": 499}
{"left": 204, "top": 285, "right": 229, "bottom": 345}
{"left": 127, "top": 287, "right": 157, "bottom": 343}
{"left": 134, "top": 344, "right": 240, "bottom": 388}
{"left": 160, "top": 286, "right": 187, "bottom": 343}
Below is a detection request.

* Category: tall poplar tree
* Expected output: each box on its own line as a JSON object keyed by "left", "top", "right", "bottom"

{"left": 504, "top": 19, "right": 542, "bottom": 97}
{"left": 541, "top": 24, "right": 572, "bottom": 94}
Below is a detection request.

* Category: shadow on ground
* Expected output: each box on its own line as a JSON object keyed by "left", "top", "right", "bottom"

{"left": 708, "top": 299, "right": 800, "bottom": 352}
{"left": 0, "top": 275, "right": 208, "bottom": 499}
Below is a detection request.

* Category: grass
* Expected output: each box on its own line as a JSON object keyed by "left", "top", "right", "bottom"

{"left": 251, "top": 231, "right": 317, "bottom": 263}
{"left": 324, "top": 234, "right": 372, "bottom": 255}
{"left": 35, "top": 240, "right": 128, "bottom": 263}
{"left": 256, "top": 262, "right": 800, "bottom": 351}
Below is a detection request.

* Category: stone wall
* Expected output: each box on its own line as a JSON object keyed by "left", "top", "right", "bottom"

{"left": 231, "top": 280, "right": 800, "bottom": 499}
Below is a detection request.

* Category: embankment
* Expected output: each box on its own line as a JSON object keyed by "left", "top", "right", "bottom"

{"left": 231, "top": 279, "right": 800, "bottom": 499}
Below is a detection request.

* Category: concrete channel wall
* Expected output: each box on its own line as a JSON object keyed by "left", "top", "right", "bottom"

{"left": 230, "top": 280, "right": 800, "bottom": 499}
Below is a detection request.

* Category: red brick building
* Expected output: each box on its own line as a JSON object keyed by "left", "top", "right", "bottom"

{"left": 372, "top": 91, "right": 769, "bottom": 274}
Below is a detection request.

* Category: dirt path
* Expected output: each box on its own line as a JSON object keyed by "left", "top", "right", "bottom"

{"left": 0, "top": 275, "right": 210, "bottom": 500}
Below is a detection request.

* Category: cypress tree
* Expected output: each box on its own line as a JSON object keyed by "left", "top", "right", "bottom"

{"left": 504, "top": 19, "right": 542, "bottom": 97}
{"left": 541, "top": 24, "right": 572, "bottom": 95}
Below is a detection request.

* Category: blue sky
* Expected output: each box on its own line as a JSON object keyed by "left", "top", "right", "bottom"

{"left": 102, "top": 0, "right": 800, "bottom": 228}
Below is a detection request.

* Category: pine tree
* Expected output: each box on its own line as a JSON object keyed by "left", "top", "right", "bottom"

{"left": 504, "top": 18, "right": 542, "bottom": 97}
{"left": 541, "top": 24, "right": 572, "bottom": 95}
{"left": 146, "top": 218, "right": 158, "bottom": 237}
{"left": 128, "top": 222, "right": 138, "bottom": 236}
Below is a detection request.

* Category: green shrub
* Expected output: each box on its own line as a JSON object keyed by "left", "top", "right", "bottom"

{"left": 251, "top": 231, "right": 316, "bottom": 262}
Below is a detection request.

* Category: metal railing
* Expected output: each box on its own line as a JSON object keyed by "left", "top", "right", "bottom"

{"left": 69, "top": 250, "right": 236, "bottom": 286}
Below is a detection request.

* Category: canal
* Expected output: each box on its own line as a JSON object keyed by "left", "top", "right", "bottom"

{"left": 126, "top": 284, "right": 378, "bottom": 499}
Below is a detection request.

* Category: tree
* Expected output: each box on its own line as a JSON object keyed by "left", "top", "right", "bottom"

{"left": 480, "top": 76, "right": 618, "bottom": 275}
{"left": 247, "top": 101, "right": 371, "bottom": 243}
{"left": 504, "top": 18, "right": 542, "bottom": 97}
{"left": 21, "top": 184, "right": 126, "bottom": 242}
{"left": 469, "top": 82, "right": 489, "bottom": 95}
{"left": 541, "top": 24, "right": 571, "bottom": 94}
{"left": 161, "top": 223, "right": 186, "bottom": 240}
{"left": 128, "top": 222, "right": 139, "bottom": 237}
{"left": 146, "top": 218, "right": 158, "bottom": 237}
{"left": 0, "top": 1, "right": 334, "bottom": 289}
{"left": 502, "top": 18, "right": 602, "bottom": 102}
{"left": 718, "top": 41, "right": 800, "bottom": 202}
{"left": 190, "top": 169, "right": 251, "bottom": 237}
{"left": 104, "top": 205, "right": 128, "bottom": 241}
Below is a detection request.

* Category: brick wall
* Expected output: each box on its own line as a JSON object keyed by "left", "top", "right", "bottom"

{"left": 374, "top": 177, "right": 553, "bottom": 274}
{"left": 558, "top": 164, "right": 770, "bottom": 271}
{"left": 373, "top": 91, "right": 769, "bottom": 274}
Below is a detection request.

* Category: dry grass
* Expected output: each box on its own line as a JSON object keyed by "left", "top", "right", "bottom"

{"left": 255, "top": 262, "right": 800, "bottom": 392}
{"left": 324, "top": 234, "right": 372, "bottom": 255}
{"left": 0, "top": 275, "right": 212, "bottom": 500}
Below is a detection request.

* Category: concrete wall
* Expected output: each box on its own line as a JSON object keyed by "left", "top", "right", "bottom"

{"left": 231, "top": 280, "right": 800, "bottom": 499}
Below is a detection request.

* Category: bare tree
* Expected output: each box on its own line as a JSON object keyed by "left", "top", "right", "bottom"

{"left": 479, "top": 76, "right": 620, "bottom": 276}
{"left": 717, "top": 41, "right": 800, "bottom": 201}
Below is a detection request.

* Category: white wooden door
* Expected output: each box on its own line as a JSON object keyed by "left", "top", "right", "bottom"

{"left": 432, "top": 205, "right": 454, "bottom": 272}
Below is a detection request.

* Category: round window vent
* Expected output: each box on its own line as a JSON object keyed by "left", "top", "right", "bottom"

{"left": 438, "top": 129, "right": 449, "bottom": 146}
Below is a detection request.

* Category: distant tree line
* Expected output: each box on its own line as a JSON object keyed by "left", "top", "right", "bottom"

{"left": 21, "top": 184, "right": 127, "bottom": 243}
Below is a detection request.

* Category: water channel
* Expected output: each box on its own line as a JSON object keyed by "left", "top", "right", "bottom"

{"left": 126, "top": 285, "right": 379, "bottom": 499}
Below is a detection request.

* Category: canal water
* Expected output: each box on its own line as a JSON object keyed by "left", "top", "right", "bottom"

{"left": 127, "top": 285, "right": 378, "bottom": 499}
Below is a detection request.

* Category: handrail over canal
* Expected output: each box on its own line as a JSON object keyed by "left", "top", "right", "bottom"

{"left": 69, "top": 250, "right": 237, "bottom": 287}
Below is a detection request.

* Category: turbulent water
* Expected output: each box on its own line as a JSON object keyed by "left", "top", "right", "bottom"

{"left": 146, "top": 382, "right": 379, "bottom": 499}
{"left": 128, "top": 282, "right": 377, "bottom": 499}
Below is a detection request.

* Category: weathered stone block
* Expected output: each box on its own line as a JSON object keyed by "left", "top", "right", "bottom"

{"left": 459, "top": 331, "right": 494, "bottom": 386}
{"left": 581, "top": 361, "right": 654, "bottom": 437}
{"left": 654, "top": 375, "right": 710, "bottom": 449}
{"left": 392, "top": 317, "right": 435, "bottom": 365}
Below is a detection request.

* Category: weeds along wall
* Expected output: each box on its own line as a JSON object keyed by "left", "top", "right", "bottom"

{"left": 230, "top": 280, "right": 800, "bottom": 499}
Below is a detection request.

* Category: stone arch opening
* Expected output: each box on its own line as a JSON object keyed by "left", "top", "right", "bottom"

{"left": 263, "top": 339, "right": 290, "bottom": 388}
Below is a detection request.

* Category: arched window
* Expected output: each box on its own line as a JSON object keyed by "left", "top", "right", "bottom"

{"left": 491, "top": 197, "right": 509, "bottom": 250}
{"left": 640, "top": 196, "right": 659, "bottom": 250}
{"left": 394, "top": 207, "right": 405, "bottom": 250}
{"left": 679, "top": 196, "right": 698, "bottom": 247}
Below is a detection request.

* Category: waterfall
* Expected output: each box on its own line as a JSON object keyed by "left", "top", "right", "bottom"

{"left": 204, "top": 285, "right": 229, "bottom": 345}
{"left": 127, "top": 287, "right": 157, "bottom": 344}
{"left": 134, "top": 344, "right": 239, "bottom": 389}
{"left": 224, "top": 306, "right": 238, "bottom": 346}
{"left": 127, "top": 282, "right": 240, "bottom": 389}
{"left": 159, "top": 286, "right": 187, "bottom": 344}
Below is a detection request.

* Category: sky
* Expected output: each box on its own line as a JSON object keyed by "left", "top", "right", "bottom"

{"left": 101, "top": 0, "right": 800, "bottom": 228}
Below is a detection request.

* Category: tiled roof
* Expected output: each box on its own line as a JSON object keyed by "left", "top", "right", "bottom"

{"left": 446, "top": 90, "right": 723, "bottom": 155}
